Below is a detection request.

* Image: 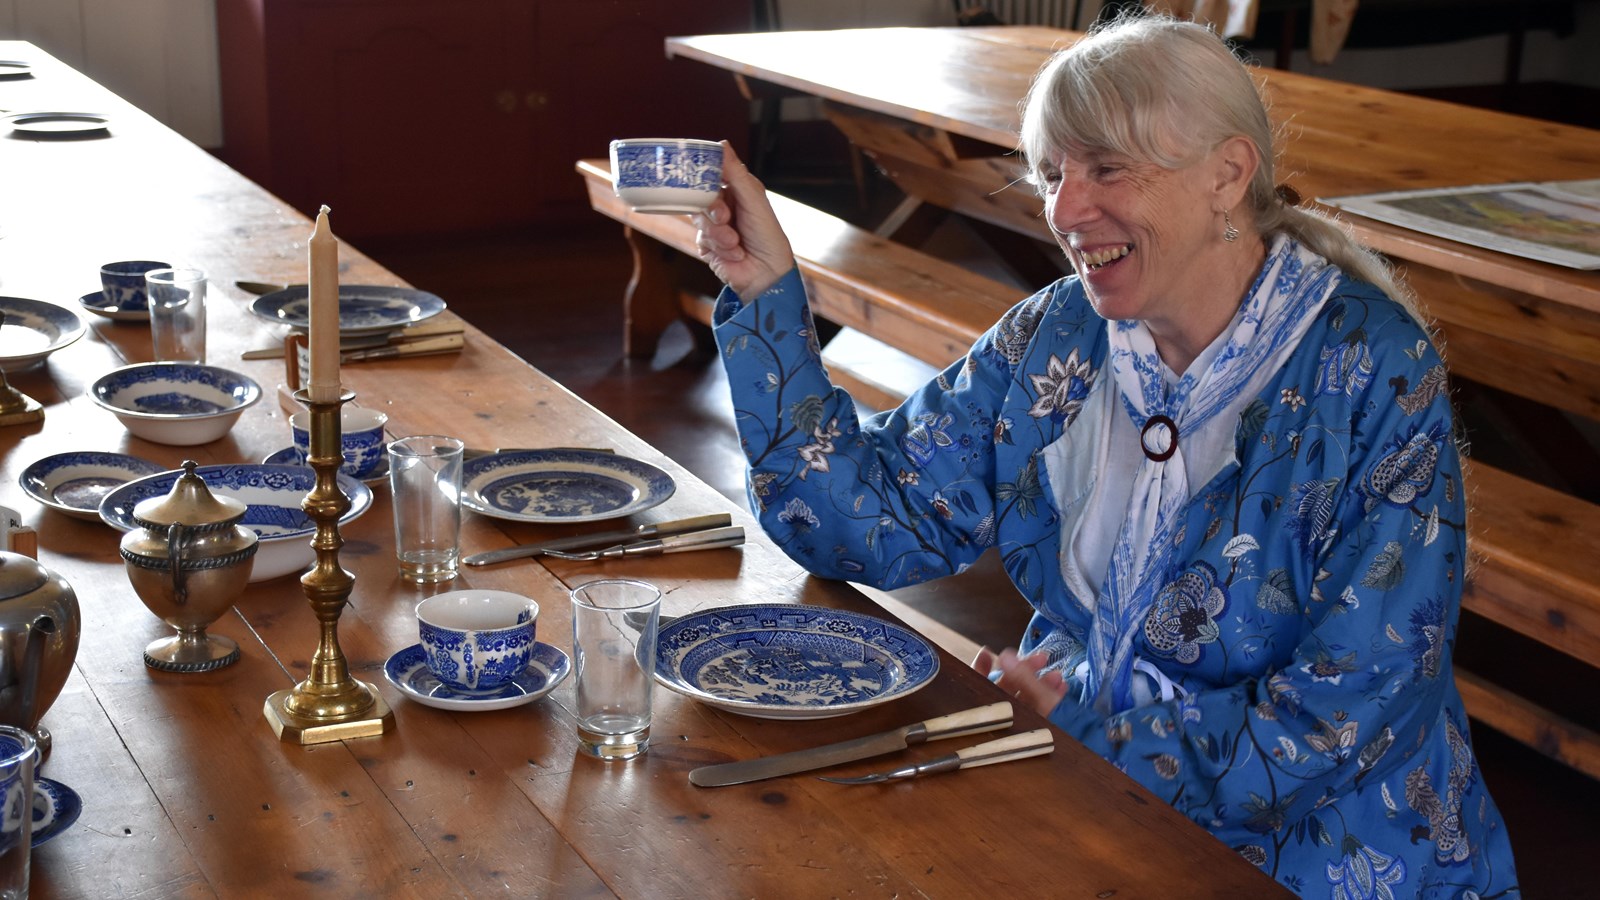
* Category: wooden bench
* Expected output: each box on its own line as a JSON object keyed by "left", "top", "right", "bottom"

{"left": 576, "top": 157, "right": 1600, "bottom": 779}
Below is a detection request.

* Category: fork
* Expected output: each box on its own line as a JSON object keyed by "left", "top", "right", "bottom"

{"left": 818, "top": 729, "right": 1054, "bottom": 784}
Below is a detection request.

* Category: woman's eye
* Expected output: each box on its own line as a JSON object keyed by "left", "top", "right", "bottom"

{"left": 1096, "top": 165, "right": 1121, "bottom": 178}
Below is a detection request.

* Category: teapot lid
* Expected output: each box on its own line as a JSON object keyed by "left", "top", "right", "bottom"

{"left": 0, "top": 552, "right": 47, "bottom": 602}
{"left": 131, "top": 460, "right": 248, "bottom": 529}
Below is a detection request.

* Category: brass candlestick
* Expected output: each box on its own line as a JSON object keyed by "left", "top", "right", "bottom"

{"left": 264, "top": 388, "right": 393, "bottom": 744}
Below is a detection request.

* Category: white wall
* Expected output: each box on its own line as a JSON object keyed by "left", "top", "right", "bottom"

{"left": 0, "top": 0, "right": 223, "bottom": 147}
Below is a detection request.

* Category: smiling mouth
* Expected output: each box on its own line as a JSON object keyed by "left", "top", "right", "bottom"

{"left": 1083, "top": 243, "right": 1133, "bottom": 271}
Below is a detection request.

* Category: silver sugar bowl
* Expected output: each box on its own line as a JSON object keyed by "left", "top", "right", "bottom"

{"left": 120, "top": 461, "right": 257, "bottom": 672}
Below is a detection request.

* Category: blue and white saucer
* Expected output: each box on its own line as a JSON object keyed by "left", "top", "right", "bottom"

{"left": 77, "top": 290, "right": 148, "bottom": 322}
{"left": 33, "top": 777, "right": 81, "bottom": 847}
{"left": 263, "top": 446, "right": 389, "bottom": 487}
{"left": 383, "top": 642, "right": 570, "bottom": 712}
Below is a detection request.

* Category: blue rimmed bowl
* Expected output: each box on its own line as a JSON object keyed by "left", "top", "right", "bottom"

{"left": 0, "top": 296, "right": 86, "bottom": 372}
{"left": 88, "top": 362, "right": 262, "bottom": 445}
{"left": 99, "top": 463, "right": 373, "bottom": 581}
{"left": 609, "top": 138, "right": 724, "bottom": 214}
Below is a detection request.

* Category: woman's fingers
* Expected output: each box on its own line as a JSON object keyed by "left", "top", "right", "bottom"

{"left": 980, "top": 648, "right": 1068, "bottom": 717}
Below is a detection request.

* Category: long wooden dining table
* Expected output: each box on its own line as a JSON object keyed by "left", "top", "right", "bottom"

{"left": 0, "top": 41, "right": 1283, "bottom": 897}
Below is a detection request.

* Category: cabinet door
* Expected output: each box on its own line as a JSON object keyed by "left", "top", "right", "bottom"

{"left": 528, "top": 0, "right": 751, "bottom": 215}
{"left": 283, "top": 1, "right": 534, "bottom": 238}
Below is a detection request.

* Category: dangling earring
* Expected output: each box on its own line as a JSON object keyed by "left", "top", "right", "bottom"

{"left": 1222, "top": 210, "right": 1240, "bottom": 243}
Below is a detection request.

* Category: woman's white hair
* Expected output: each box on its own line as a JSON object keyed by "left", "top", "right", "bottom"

{"left": 1020, "top": 13, "right": 1419, "bottom": 318}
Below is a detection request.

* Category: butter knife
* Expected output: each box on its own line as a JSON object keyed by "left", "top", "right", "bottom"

{"left": 817, "top": 729, "right": 1055, "bottom": 784}
{"left": 462, "top": 512, "right": 733, "bottom": 566}
{"left": 688, "top": 701, "right": 1013, "bottom": 788}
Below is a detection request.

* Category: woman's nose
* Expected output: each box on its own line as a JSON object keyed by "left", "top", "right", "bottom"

{"left": 1046, "top": 184, "right": 1097, "bottom": 234}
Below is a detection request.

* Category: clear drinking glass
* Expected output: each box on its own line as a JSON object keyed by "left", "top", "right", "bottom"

{"left": 571, "top": 579, "right": 661, "bottom": 761}
{"left": 0, "top": 726, "right": 36, "bottom": 899}
{"left": 145, "top": 266, "right": 207, "bottom": 362}
{"left": 387, "top": 435, "right": 464, "bottom": 583}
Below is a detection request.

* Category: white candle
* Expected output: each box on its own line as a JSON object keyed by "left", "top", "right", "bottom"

{"left": 307, "top": 205, "right": 341, "bottom": 403}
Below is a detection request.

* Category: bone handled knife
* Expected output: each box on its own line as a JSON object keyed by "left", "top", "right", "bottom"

{"left": 462, "top": 513, "right": 732, "bottom": 566}
{"left": 688, "top": 701, "right": 1014, "bottom": 788}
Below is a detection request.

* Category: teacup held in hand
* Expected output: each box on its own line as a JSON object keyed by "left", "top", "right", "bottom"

{"left": 609, "top": 138, "right": 723, "bottom": 214}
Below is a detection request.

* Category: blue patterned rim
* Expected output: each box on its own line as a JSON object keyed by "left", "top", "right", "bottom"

{"left": 99, "top": 463, "right": 372, "bottom": 539}
{"left": 460, "top": 448, "right": 674, "bottom": 524}
{"left": 248, "top": 285, "right": 446, "bottom": 335}
{"left": 89, "top": 362, "right": 262, "bottom": 419}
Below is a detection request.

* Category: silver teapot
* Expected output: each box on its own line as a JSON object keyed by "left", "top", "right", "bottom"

{"left": 120, "top": 461, "right": 257, "bottom": 673}
{"left": 0, "top": 549, "right": 82, "bottom": 764}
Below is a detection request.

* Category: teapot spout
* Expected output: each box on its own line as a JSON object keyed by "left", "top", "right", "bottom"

{"left": 17, "top": 614, "right": 55, "bottom": 734}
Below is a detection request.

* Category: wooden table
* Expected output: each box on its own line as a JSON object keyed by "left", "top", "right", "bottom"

{"left": 0, "top": 42, "right": 1280, "bottom": 897}
{"left": 667, "top": 25, "right": 1600, "bottom": 422}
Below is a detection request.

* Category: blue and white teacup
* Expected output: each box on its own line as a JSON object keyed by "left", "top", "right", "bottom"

{"left": 291, "top": 406, "right": 389, "bottom": 479}
{"left": 416, "top": 590, "right": 539, "bottom": 694}
{"left": 609, "top": 138, "right": 723, "bottom": 215}
{"left": 99, "top": 260, "right": 171, "bottom": 312}
{"left": 0, "top": 725, "right": 35, "bottom": 884}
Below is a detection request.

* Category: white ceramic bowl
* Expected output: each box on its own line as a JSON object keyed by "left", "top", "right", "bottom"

{"left": 88, "top": 362, "right": 262, "bottom": 446}
{"left": 0, "top": 296, "right": 87, "bottom": 372}
{"left": 99, "top": 463, "right": 373, "bottom": 582}
{"left": 609, "top": 138, "right": 723, "bottom": 214}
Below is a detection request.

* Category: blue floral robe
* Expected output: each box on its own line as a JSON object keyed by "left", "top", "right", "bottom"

{"left": 712, "top": 266, "right": 1519, "bottom": 897}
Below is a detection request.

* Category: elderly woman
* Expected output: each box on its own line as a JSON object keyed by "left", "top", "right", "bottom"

{"left": 694, "top": 14, "right": 1517, "bottom": 897}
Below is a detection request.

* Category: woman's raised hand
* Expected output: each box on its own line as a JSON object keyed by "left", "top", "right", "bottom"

{"left": 973, "top": 646, "right": 1068, "bottom": 718}
{"left": 693, "top": 141, "right": 796, "bottom": 301}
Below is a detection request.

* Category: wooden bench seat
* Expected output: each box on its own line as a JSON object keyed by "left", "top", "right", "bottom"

{"left": 576, "top": 156, "right": 1600, "bottom": 779}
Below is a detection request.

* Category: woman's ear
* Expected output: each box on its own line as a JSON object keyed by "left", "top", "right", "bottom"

{"left": 1212, "top": 135, "right": 1261, "bottom": 208}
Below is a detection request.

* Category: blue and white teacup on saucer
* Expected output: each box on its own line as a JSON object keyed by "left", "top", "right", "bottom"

{"left": 290, "top": 406, "right": 388, "bottom": 479}
{"left": 99, "top": 260, "right": 170, "bottom": 313}
{"left": 417, "top": 590, "right": 538, "bottom": 694}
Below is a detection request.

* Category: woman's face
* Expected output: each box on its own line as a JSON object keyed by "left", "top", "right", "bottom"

{"left": 1041, "top": 143, "right": 1231, "bottom": 333}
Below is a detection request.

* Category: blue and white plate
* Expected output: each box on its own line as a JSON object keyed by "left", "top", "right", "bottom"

{"left": 19, "top": 451, "right": 164, "bottom": 520}
{"left": 0, "top": 296, "right": 86, "bottom": 372}
{"left": 461, "top": 449, "right": 674, "bottom": 524}
{"left": 263, "top": 446, "right": 389, "bottom": 487}
{"left": 654, "top": 604, "right": 939, "bottom": 720}
{"left": 33, "top": 777, "right": 81, "bottom": 847}
{"left": 384, "top": 642, "right": 571, "bottom": 712}
{"left": 77, "top": 290, "right": 148, "bottom": 322}
{"left": 248, "top": 285, "right": 446, "bottom": 336}
{"left": 5, "top": 112, "right": 108, "bottom": 135}
{"left": 0, "top": 61, "right": 32, "bottom": 80}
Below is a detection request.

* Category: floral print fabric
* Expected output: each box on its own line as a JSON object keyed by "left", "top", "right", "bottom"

{"left": 712, "top": 263, "right": 1518, "bottom": 897}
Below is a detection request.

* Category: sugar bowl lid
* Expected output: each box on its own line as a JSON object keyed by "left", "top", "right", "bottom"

{"left": 131, "top": 460, "right": 248, "bottom": 530}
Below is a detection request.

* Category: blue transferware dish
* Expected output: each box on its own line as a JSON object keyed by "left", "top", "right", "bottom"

{"left": 654, "top": 604, "right": 939, "bottom": 720}
{"left": 383, "top": 642, "right": 570, "bottom": 712}
{"left": 460, "top": 448, "right": 674, "bottom": 524}
{"left": 248, "top": 284, "right": 446, "bottom": 336}
{"left": 0, "top": 296, "right": 86, "bottom": 372}
{"left": 77, "top": 290, "right": 149, "bottom": 322}
{"left": 609, "top": 138, "right": 723, "bottom": 214}
{"left": 32, "top": 777, "right": 81, "bottom": 847}
{"left": 99, "top": 464, "right": 372, "bottom": 581}
{"left": 88, "top": 362, "right": 262, "bottom": 446}
{"left": 263, "top": 446, "right": 389, "bottom": 486}
{"left": 19, "top": 451, "right": 164, "bottom": 520}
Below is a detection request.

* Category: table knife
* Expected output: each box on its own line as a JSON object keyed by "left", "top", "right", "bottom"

{"left": 688, "top": 701, "right": 1013, "bottom": 788}
{"left": 818, "top": 729, "right": 1055, "bottom": 784}
{"left": 462, "top": 512, "right": 732, "bottom": 566}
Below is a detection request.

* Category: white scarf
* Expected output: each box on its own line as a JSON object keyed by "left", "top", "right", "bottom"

{"left": 1083, "top": 235, "right": 1340, "bottom": 714}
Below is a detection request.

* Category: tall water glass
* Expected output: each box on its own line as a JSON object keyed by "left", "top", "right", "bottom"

{"left": 145, "top": 266, "right": 207, "bottom": 362}
{"left": 0, "top": 726, "right": 36, "bottom": 899}
{"left": 387, "top": 435, "right": 464, "bottom": 583}
{"left": 571, "top": 579, "right": 661, "bottom": 761}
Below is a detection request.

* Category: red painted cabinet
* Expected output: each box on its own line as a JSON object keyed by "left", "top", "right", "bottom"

{"left": 216, "top": 0, "right": 751, "bottom": 239}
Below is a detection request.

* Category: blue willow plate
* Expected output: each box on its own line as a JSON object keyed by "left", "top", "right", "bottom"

{"left": 654, "top": 604, "right": 939, "bottom": 720}
{"left": 19, "top": 451, "right": 164, "bottom": 520}
{"left": 0, "top": 296, "right": 86, "bottom": 371}
{"left": 98, "top": 463, "right": 372, "bottom": 538}
{"left": 460, "top": 449, "right": 674, "bottom": 524}
{"left": 248, "top": 284, "right": 446, "bottom": 336}
{"left": 33, "top": 777, "right": 81, "bottom": 847}
{"left": 384, "top": 642, "right": 571, "bottom": 712}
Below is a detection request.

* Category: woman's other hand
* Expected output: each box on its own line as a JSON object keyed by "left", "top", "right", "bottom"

{"left": 973, "top": 646, "right": 1068, "bottom": 718}
{"left": 693, "top": 141, "right": 796, "bottom": 300}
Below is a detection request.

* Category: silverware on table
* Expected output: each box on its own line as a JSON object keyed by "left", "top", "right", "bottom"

{"left": 688, "top": 701, "right": 1014, "bottom": 788}
{"left": 543, "top": 525, "right": 744, "bottom": 561}
{"left": 462, "top": 512, "right": 732, "bottom": 567}
{"left": 818, "top": 728, "right": 1054, "bottom": 785}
